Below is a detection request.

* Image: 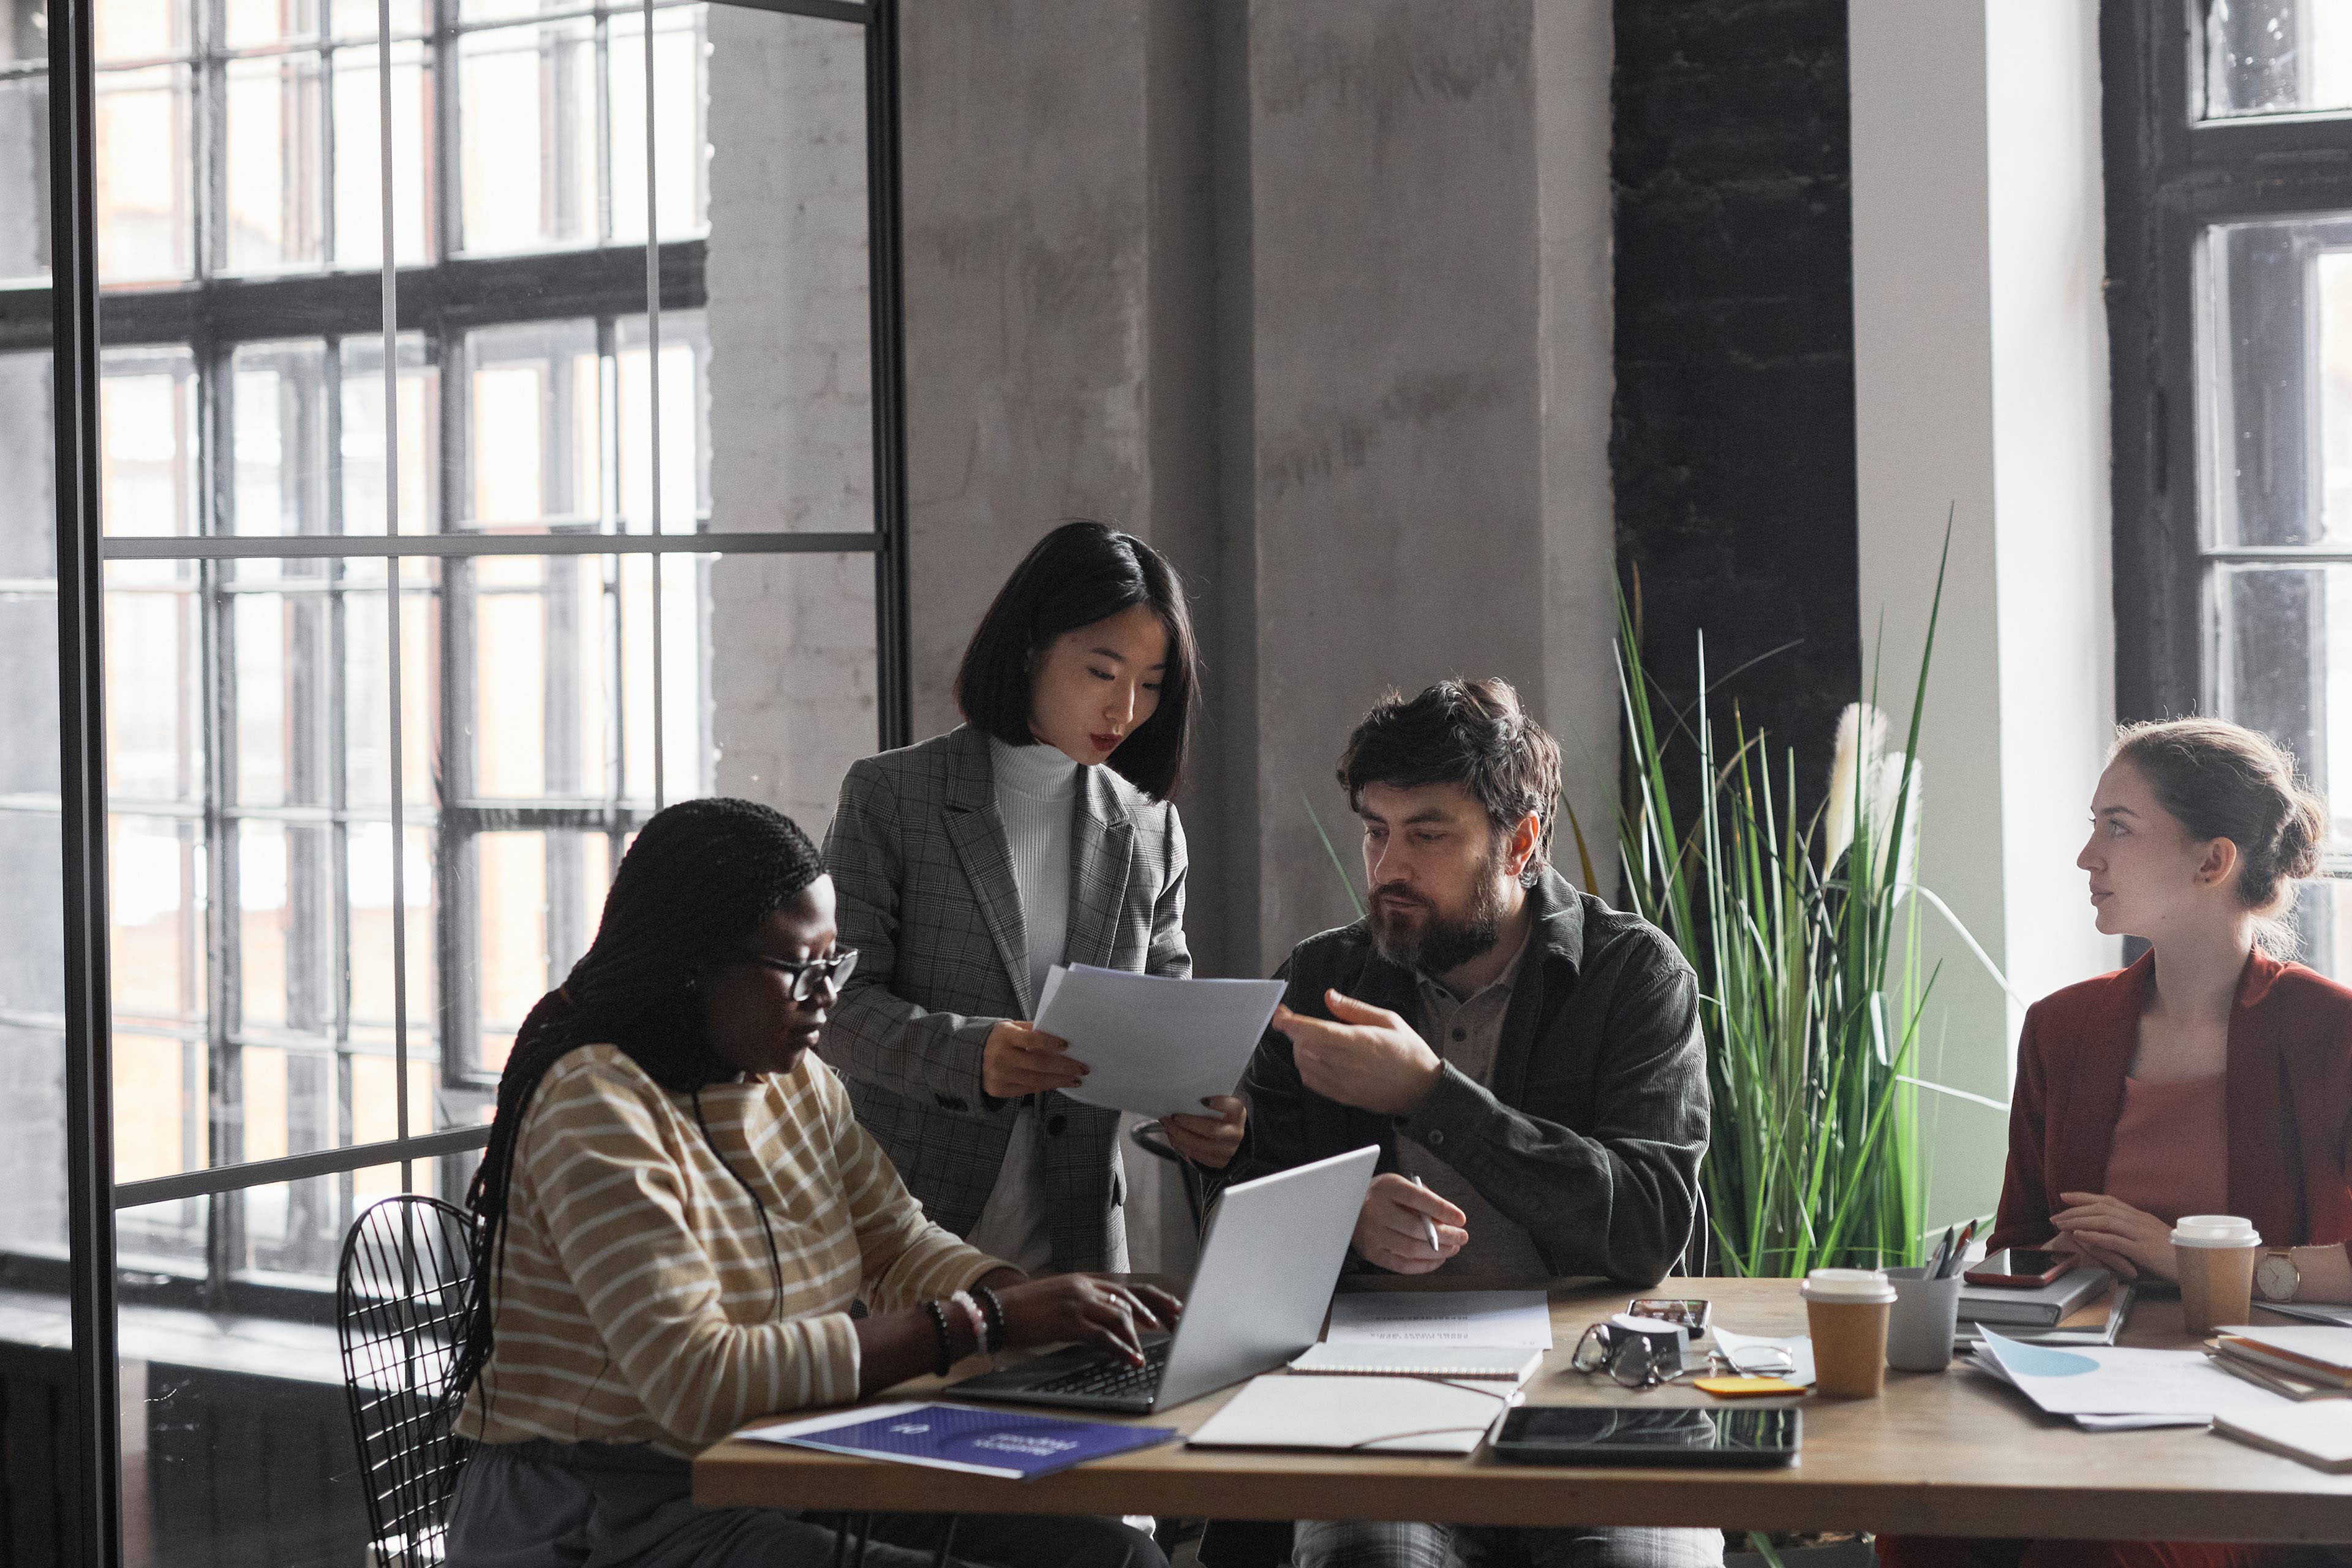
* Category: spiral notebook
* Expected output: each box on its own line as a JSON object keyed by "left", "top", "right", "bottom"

{"left": 1287, "top": 1343, "right": 1544, "bottom": 1383}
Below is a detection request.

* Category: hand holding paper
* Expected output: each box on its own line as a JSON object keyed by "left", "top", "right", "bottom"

{"left": 1031, "top": 964, "right": 1286, "bottom": 1120}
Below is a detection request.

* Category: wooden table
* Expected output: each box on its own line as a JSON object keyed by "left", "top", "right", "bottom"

{"left": 693, "top": 1276, "right": 2352, "bottom": 1544}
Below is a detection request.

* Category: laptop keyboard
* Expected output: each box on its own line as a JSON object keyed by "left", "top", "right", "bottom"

{"left": 1027, "top": 1340, "right": 1171, "bottom": 1401}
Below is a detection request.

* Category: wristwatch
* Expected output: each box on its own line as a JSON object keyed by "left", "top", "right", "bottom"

{"left": 2255, "top": 1249, "right": 2302, "bottom": 1303}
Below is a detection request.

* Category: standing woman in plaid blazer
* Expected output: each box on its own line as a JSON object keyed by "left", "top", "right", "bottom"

{"left": 820, "top": 522, "right": 1245, "bottom": 1274}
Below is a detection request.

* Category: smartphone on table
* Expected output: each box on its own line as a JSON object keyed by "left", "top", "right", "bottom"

{"left": 1626, "top": 1297, "right": 1711, "bottom": 1332}
{"left": 1962, "top": 1248, "right": 2076, "bottom": 1287}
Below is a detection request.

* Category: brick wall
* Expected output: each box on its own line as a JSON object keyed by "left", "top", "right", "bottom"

{"left": 705, "top": 8, "right": 883, "bottom": 832}
{"left": 1611, "top": 0, "right": 1859, "bottom": 810}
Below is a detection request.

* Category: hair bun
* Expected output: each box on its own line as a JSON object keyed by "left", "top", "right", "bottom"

{"left": 2271, "top": 787, "right": 2327, "bottom": 884}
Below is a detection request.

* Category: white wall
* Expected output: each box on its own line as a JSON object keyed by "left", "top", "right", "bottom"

{"left": 1850, "top": 0, "right": 2118, "bottom": 1226}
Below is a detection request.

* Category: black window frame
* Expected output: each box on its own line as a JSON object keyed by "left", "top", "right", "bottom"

{"left": 32, "top": 0, "right": 907, "bottom": 1549}
{"left": 2106, "top": 0, "right": 2352, "bottom": 952}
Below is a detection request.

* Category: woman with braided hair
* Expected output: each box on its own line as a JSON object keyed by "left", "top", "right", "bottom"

{"left": 444, "top": 797, "right": 1175, "bottom": 1568}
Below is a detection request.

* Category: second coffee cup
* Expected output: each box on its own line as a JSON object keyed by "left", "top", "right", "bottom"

{"left": 1803, "top": 1267, "right": 1898, "bottom": 1396}
{"left": 2173, "top": 1214, "right": 2261, "bottom": 1335}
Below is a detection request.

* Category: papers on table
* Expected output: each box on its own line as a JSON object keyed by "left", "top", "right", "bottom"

{"left": 1032, "top": 963, "right": 1286, "bottom": 1120}
{"left": 1324, "top": 1289, "right": 1555, "bottom": 1350}
{"left": 1186, "top": 1373, "right": 1510, "bottom": 1455}
{"left": 1289, "top": 1342, "right": 1544, "bottom": 1382}
{"left": 1708, "top": 1325, "right": 1817, "bottom": 1389}
{"left": 736, "top": 1401, "right": 1175, "bottom": 1479}
{"left": 1969, "top": 1328, "right": 2291, "bottom": 1430}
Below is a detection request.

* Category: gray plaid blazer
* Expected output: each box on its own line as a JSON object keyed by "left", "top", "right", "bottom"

{"left": 819, "top": 724, "right": 1191, "bottom": 1273}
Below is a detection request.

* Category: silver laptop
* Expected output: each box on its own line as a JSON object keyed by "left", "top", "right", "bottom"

{"left": 946, "top": 1144, "right": 1379, "bottom": 1414}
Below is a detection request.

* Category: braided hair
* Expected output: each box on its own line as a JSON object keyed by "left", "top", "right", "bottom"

{"left": 450, "top": 797, "right": 827, "bottom": 1404}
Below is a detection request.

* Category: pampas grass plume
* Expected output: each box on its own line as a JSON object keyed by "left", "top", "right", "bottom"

{"left": 1824, "top": 703, "right": 1888, "bottom": 868}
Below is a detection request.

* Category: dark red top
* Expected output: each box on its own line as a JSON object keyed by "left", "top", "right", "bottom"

{"left": 1988, "top": 949, "right": 2352, "bottom": 1253}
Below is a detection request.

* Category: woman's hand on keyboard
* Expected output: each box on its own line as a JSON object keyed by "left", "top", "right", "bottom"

{"left": 996, "top": 1276, "right": 1186, "bottom": 1366}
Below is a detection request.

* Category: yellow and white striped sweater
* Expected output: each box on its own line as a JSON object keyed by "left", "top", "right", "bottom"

{"left": 456, "top": 1042, "right": 1001, "bottom": 1457}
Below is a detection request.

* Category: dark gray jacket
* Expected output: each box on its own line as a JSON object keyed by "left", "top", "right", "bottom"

{"left": 1224, "top": 867, "right": 1708, "bottom": 1286}
{"left": 820, "top": 725, "right": 1189, "bottom": 1274}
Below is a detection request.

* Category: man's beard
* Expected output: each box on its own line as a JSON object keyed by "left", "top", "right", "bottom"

{"left": 1366, "top": 851, "right": 1510, "bottom": 976}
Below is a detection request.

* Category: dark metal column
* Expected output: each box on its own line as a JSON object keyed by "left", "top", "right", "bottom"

{"left": 865, "top": 0, "right": 910, "bottom": 752}
{"left": 48, "top": 0, "right": 123, "bottom": 1555}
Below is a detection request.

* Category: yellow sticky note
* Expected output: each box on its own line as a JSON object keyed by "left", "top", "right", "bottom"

{"left": 1694, "top": 1375, "right": 1802, "bottom": 1398}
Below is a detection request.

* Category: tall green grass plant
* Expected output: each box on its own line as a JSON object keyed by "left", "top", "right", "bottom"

{"left": 1576, "top": 540, "right": 1964, "bottom": 1276}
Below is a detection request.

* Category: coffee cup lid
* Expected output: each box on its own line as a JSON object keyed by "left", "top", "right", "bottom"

{"left": 1800, "top": 1267, "right": 1897, "bottom": 1303}
{"left": 2171, "top": 1213, "right": 2260, "bottom": 1248}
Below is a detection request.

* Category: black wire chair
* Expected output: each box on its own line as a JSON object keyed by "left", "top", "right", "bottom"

{"left": 336, "top": 1195, "right": 480, "bottom": 1568}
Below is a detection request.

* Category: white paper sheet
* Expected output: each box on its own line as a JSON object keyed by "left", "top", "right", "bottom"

{"left": 1707, "top": 1325, "right": 1817, "bottom": 1389}
{"left": 1324, "top": 1290, "right": 1555, "bottom": 1350}
{"left": 1031, "top": 963, "right": 1286, "bottom": 1120}
{"left": 1972, "top": 1329, "right": 2291, "bottom": 1418}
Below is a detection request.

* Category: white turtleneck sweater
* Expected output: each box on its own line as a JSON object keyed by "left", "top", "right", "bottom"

{"left": 964, "top": 739, "right": 1080, "bottom": 1273}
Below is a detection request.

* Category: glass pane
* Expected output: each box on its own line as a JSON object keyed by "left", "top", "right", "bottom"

{"left": 231, "top": 338, "right": 331, "bottom": 536}
{"left": 94, "top": 0, "right": 186, "bottom": 66}
{"left": 341, "top": 332, "right": 439, "bottom": 534}
{"left": 224, "top": 0, "right": 320, "bottom": 51}
{"left": 2206, "top": 0, "right": 2352, "bottom": 118}
{"left": 104, "top": 567, "right": 200, "bottom": 804}
{"left": 0, "top": 322, "right": 64, "bottom": 1282}
{"left": 616, "top": 309, "right": 707, "bottom": 532}
{"left": 0, "top": 70, "right": 49, "bottom": 285}
{"left": 704, "top": 3, "right": 872, "bottom": 532}
{"left": 344, "top": 560, "right": 441, "bottom": 811}
{"left": 331, "top": 41, "right": 433, "bottom": 270}
{"left": 462, "top": 318, "right": 599, "bottom": 527}
{"left": 2214, "top": 564, "right": 2343, "bottom": 845}
{"left": 332, "top": 0, "right": 428, "bottom": 42}
{"left": 458, "top": 17, "right": 595, "bottom": 255}
{"left": 237, "top": 818, "right": 337, "bottom": 1033}
{"left": 2202, "top": 215, "right": 2352, "bottom": 547}
{"left": 112, "top": 1028, "right": 206, "bottom": 1182}
{"left": 109, "top": 813, "right": 207, "bottom": 1027}
{"left": 349, "top": 822, "right": 435, "bottom": 1035}
{"left": 119, "top": 1179, "right": 380, "bottom": 1560}
{"left": 222, "top": 51, "right": 326, "bottom": 274}
{"left": 0, "top": 350, "right": 57, "bottom": 581}
{"left": 609, "top": 2, "right": 708, "bottom": 246}
{"left": 95, "top": 64, "right": 193, "bottom": 284}
{"left": 100, "top": 345, "right": 198, "bottom": 537}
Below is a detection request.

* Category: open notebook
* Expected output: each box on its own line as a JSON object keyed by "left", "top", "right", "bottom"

{"left": 1287, "top": 1343, "right": 1544, "bottom": 1382}
{"left": 1187, "top": 1374, "right": 1512, "bottom": 1456}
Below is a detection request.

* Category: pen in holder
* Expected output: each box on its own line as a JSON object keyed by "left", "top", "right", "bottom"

{"left": 1883, "top": 1265, "right": 1962, "bottom": 1372}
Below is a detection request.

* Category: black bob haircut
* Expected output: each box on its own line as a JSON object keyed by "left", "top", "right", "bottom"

{"left": 1338, "top": 677, "right": 1562, "bottom": 889}
{"left": 955, "top": 520, "right": 1200, "bottom": 800}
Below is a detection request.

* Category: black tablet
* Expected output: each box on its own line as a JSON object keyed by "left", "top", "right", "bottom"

{"left": 1490, "top": 1406, "right": 1800, "bottom": 1468}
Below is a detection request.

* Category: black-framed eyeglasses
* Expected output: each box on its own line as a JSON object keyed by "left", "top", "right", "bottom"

{"left": 736, "top": 947, "right": 861, "bottom": 1001}
{"left": 1572, "top": 1322, "right": 1673, "bottom": 1390}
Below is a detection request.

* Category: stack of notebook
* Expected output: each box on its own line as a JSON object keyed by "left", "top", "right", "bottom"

{"left": 2207, "top": 1326, "right": 2352, "bottom": 1403}
{"left": 1957, "top": 1266, "right": 2114, "bottom": 1327}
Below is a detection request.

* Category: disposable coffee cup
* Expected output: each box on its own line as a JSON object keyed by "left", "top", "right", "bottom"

{"left": 1883, "top": 1265, "right": 1962, "bottom": 1373}
{"left": 2172, "top": 1214, "right": 2261, "bottom": 1335}
{"left": 1801, "top": 1268, "right": 1898, "bottom": 1396}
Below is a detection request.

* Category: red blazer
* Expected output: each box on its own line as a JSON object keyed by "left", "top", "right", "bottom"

{"left": 1988, "top": 949, "right": 2352, "bottom": 1253}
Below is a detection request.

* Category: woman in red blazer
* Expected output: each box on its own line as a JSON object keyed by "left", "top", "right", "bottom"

{"left": 1880, "top": 719, "right": 2352, "bottom": 1568}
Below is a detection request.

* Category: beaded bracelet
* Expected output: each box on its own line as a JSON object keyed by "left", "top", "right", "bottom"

{"left": 949, "top": 1291, "right": 989, "bottom": 1357}
{"left": 921, "top": 1299, "right": 954, "bottom": 1376}
{"left": 971, "top": 1283, "right": 1007, "bottom": 1353}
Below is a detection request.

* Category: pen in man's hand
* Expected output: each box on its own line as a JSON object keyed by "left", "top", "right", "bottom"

{"left": 1410, "top": 1175, "right": 1443, "bottom": 1254}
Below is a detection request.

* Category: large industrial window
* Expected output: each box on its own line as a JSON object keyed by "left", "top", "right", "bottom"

{"left": 6, "top": 0, "right": 907, "bottom": 1323}
{"left": 2107, "top": 1, "right": 2352, "bottom": 973}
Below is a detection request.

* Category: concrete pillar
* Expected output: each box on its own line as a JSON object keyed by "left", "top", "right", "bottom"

{"left": 1850, "top": 0, "right": 2117, "bottom": 1222}
{"left": 1216, "top": 0, "right": 1616, "bottom": 971}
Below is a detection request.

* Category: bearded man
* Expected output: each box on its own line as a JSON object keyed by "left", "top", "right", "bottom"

{"left": 1220, "top": 678, "right": 1719, "bottom": 1567}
